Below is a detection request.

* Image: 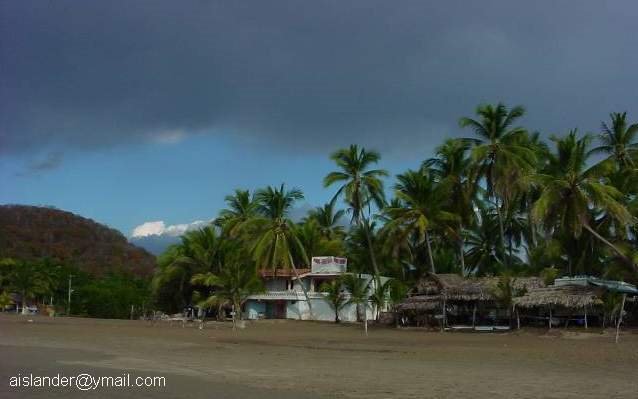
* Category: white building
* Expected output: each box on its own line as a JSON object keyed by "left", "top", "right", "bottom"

{"left": 244, "top": 256, "right": 390, "bottom": 321}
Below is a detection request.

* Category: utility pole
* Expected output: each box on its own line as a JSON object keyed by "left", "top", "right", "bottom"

{"left": 67, "top": 275, "right": 74, "bottom": 316}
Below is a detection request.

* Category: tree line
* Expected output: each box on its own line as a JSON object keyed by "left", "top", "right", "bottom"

{"left": 152, "top": 103, "right": 638, "bottom": 316}
{"left": 0, "top": 258, "right": 150, "bottom": 318}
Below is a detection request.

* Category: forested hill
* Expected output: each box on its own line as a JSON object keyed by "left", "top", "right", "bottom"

{"left": 0, "top": 205, "right": 155, "bottom": 277}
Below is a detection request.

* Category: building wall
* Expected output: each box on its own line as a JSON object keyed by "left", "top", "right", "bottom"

{"left": 286, "top": 299, "right": 376, "bottom": 322}
{"left": 245, "top": 298, "right": 377, "bottom": 322}
{"left": 264, "top": 278, "right": 287, "bottom": 291}
{"left": 245, "top": 301, "right": 266, "bottom": 320}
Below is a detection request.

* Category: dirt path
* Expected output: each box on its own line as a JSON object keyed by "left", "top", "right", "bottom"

{"left": 1, "top": 314, "right": 637, "bottom": 398}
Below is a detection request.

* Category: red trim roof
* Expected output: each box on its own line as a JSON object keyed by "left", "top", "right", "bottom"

{"left": 259, "top": 268, "right": 311, "bottom": 278}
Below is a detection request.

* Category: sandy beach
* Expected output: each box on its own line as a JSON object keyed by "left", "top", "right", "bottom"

{"left": 1, "top": 314, "right": 637, "bottom": 398}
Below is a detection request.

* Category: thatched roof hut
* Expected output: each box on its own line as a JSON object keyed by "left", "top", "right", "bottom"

{"left": 410, "top": 273, "right": 545, "bottom": 302}
{"left": 513, "top": 285, "right": 604, "bottom": 309}
{"left": 397, "top": 295, "right": 441, "bottom": 311}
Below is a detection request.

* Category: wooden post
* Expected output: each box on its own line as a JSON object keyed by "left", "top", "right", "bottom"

{"left": 615, "top": 294, "right": 627, "bottom": 344}
{"left": 516, "top": 306, "right": 520, "bottom": 330}
{"left": 584, "top": 306, "right": 588, "bottom": 329}
{"left": 441, "top": 298, "right": 447, "bottom": 332}
{"left": 548, "top": 306, "right": 552, "bottom": 330}
{"left": 472, "top": 302, "right": 477, "bottom": 328}
{"left": 232, "top": 304, "right": 236, "bottom": 331}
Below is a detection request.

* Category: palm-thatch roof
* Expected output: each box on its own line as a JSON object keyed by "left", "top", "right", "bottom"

{"left": 397, "top": 295, "right": 441, "bottom": 311}
{"left": 411, "top": 273, "right": 545, "bottom": 302}
{"left": 513, "top": 285, "right": 604, "bottom": 309}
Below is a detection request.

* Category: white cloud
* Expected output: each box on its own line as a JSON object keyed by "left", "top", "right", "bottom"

{"left": 131, "top": 219, "right": 209, "bottom": 238}
{"left": 152, "top": 129, "right": 186, "bottom": 144}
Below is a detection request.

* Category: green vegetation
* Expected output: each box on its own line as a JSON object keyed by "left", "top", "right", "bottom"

{"left": 3, "top": 104, "right": 636, "bottom": 321}
{"left": 151, "top": 105, "right": 637, "bottom": 317}
{"left": 0, "top": 257, "right": 150, "bottom": 318}
{"left": 320, "top": 279, "right": 347, "bottom": 323}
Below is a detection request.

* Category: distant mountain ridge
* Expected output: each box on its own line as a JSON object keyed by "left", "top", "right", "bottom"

{"left": 129, "top": 234, "right": 181, "bottom": 256}
{"left": 0, "top": 205, "right": 156, "bottom": 277}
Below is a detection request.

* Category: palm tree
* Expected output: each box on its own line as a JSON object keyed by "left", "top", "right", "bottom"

{"left": 305, "top": 198, "right": 345, "bottom": 240}
{"left": 460, "top": 103, "right": 536, "bottom": 256}
{"left": 423, "top": 139, "right": 476, "bottom": 272}
{"left": 181, "top": 226, "right": 228, "bottom": 274}
{"left": 382, "top": 170, "right": 458, "bottom": 274}
{"left": 294, "top": 219, "right": 324, "bottom": 261}
{"left": 532, "top": 130, "right": 635, "bottom": 271}
{"left": 491, "top": 274, "right": 517, "bottom": 327}
{"left": 346, "top": 219, "right": 384, "bottom": 276}
{"left": 294, "top": 219, "right": 345, "bottom": 261}
{"left": 191, "top": 262, "right": 263, "bottom": 329}
{"left": 341, "top": 274, "right": 371, "bottom": 335}
{"left": 152, "top": 226, "right": 226, "bottom": 311}
{"left": 593, "top": 112, "right": 638, "bottom": 169}
{"left": 324, "top": 145, "right": 388, "bottom": 278}
{"left": 387, "top": 280, "right": 408, "bottom": 327}
{"left": 215, "top": 189, "right": 257, "bottom": 237}
{"left": 251, "top": 184, "right": 314, "bottom": 317}
{"left": 369, "top": 279, "right": 392, "bottom": 321}
{"left": 320, "top": 279, "right": 346, "bottom": 322}
{"left": 465, "top": 206, "right": 505, "bottom": 276}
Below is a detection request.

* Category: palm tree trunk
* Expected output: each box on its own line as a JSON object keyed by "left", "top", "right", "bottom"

{"left": 288, "top": 253, "right": 313, "bottom": 319}
{"left": 22, "top": 290, "right": 27, "bottom": 315}
{"left": 489, "top": 167, "right": 507, "bottom": 261}
{"left": 360, "top": 216, "right": 381, "bottom": 279}
{"left": 583, "top": 224, "right": 635, "bottom": 269}
{"left": 528, "top": 206, "right": 537, "bottom": 248}
{"left": 460, "top": 242, "right": 466, "bottom": 276}
{"left": 231, "top": 303, "right": 236, "bottom": 330}
{"left": 363, "top": 303, "right": 368, "bottom": 336}
{"left": 425, "top": 230, "right": 436, "bottom": 274}
{"left": 494, "top": 194, "right": 507, "bottom": 265}
{"left": 179, "top": 274, "right": 186, "bottom": 310}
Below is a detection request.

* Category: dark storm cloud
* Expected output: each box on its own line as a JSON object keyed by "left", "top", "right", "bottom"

{"left": 1, "top": 1, "right": 637, "bottom": 159}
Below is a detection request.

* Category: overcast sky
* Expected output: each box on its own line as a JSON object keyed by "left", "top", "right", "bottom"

{"left": 1, "top": 1, "right": 637, "bottom": 236}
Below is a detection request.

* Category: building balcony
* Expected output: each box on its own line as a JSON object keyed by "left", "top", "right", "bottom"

{"left": 247, "top": 290, "right": 337, "bottom": 301}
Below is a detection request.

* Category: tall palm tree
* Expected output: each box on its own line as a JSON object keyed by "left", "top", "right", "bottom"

{"left": 181, "top": 226, "right": 227, "bottom": 274}
{"left": 215, "top": 189, "right": 257, "bottom": 237}
{"left": 324, "top": 145, "right": 388, "bottom": 278}
{"left": 423, "top": 139, "right": 476, "bottom": 273}
{"left": 251, "top": 184, "right": 314, "bottom": 317}
{"left": 346, "top": 219, "right": 384, "bottom": 276}
{"left": 593, "top": 112, "right": 638, "bottom": 169}
{"left": 151, "top": 226, "right": 226, "bottom": 311}
{"left": 382, "top": 170, "right": 458, "bottom": 274}
{"left": 294, "top": 219, "right": 324, "bottom": 261}
{"left": 305, "top": 198, "right": 345, "bottom": 240}
{"left": 465, "top": 206, "right": 505, "bottom": 276}
{"left": 460, "top": 103, "right": 536, "bottom": 256}
{"left": 532, "top": 130, "right": 635, "bottom": 271}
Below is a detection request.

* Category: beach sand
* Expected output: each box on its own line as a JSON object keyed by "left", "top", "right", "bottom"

{"left": 1, "top": 314, "right": 637, "bottom": 398}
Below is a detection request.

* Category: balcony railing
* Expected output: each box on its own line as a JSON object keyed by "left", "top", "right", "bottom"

{"left": 247, "top": 290, "right": 349, "bottom": 300}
